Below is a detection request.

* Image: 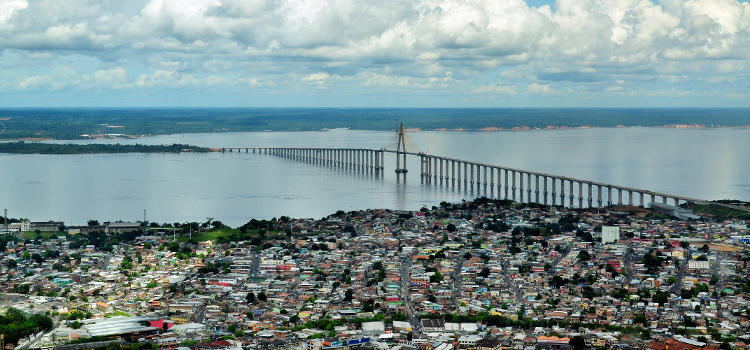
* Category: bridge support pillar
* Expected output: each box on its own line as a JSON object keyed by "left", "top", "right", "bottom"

{"left": 439, "top": 158, "right": 444, "bottom": 182}
{"left": 569, "top": 180, "right": 574, "bottom": 207}
{"left": 451, "top": 161, "right": 456, "bottom": 186}
{"left": 628, "top": 191, "right": 633, "bottom": 206}
{"left": 518, "top": 172, "right": 524, "bottom": 202}
{"left": 426, "top": 157, "right": 431, "bottom": 182}
{"left": 432, "top": 157, "right": 436, "bottom": 182}
{"left": 485, "top": 168, "right": 495, "bottom": 193}
{"left": 559, "top": 179, "right": 565, "bottom": 207}
{"left": 535, "top": 174, "right": 540, "bottom": 203}
{"left": 588, "top": 183, "right": 593, "bottom": 208}
{"left": 542, "top": 175, "right": 547, "bottom": 205}
{"left": 497, "top": 168, "right": 503, "bottom": 198}
{"left": 608, "top": 186, "right": 613, "bottom": 206}
{"left": 528, "top": 173, "right": 533, "bottom": 203}
{"left": 598, "top": 185, "right": 603, "bottom": 207}
{"left": 618, "top": 188, "right": 623, "bottom": 205}
{"left": 420, "top": 155, "right": 424, "bottom": 182}
{"left": 477, "top": 165, "right": 481, "bottom": 187}
{"left": 578, "top": 182, "right": 583, "bottom": 208}
{"left": 551, "top": 177, "right": 557, "bottom": 206}
{"left": 470, "top": 163, "right": 474, "bottom": 186}
{"left": 511, "top": 171, "right": 516, "bottom": 201}
{"left": 464, "top": 162, "right": 469, "bottom": 188}
{"left": 483, "top": 166, "right": 488, "bottom": 192}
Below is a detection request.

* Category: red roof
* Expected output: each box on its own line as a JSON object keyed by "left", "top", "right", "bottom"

{"left": 148, "top": 319, "right": 175, "bottom": 330}
{"left": 648, "top": 339, "right": 720, "bottom": 350}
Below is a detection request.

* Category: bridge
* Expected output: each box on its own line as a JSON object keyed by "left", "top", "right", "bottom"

{"left": 218, "top": 145, "right": 707, "bottom": 209}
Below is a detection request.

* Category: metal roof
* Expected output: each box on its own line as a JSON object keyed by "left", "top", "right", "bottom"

{"left": 82, "top": 316, "right": 158, "bottom": 337}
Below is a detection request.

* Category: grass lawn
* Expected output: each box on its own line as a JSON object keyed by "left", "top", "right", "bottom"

{"left": 19, "top": 231, "right": 64, "bottom": 240}
{"left": 178, "top": 228, "right": 281, "bottom": 243}
{"left": 113, "top": 309, "right": 131, "bottom": 317}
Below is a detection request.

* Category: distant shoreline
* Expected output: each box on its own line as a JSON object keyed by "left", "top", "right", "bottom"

{"left": 0, "top": 124, "right": 747, "bottom": 142}
{"left": 1, "top": 107, "right": 747, "bottom": 140}
{"left": 0, "top": 142, "right": 212, "bottom": 154}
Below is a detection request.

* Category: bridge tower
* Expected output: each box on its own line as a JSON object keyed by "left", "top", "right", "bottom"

{"left": 395, "top": 122, "right": 408, "bottom": 174}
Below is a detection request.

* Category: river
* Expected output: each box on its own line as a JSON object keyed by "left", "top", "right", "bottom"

{"left": 0, "top": 127, "right": 747, "bottom": 226}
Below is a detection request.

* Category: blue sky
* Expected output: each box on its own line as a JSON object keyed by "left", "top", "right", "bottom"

{"left": 0, "top": 0, "right": 748, "bottom": 107}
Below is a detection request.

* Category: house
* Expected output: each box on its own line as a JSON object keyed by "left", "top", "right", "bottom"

{"left": 106, "top": 222, "right": 142, "bottom": 234}
{"left": 422, "top": 319, "right": 445, "bottom": 332}
{"left": 475, "top": 337, "right": 502, "bottom": 350}
{"left": 458, "top": 334, "right": 483, "bottom": 348}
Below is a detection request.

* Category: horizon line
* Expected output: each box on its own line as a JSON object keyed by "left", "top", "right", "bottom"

{"left": 1, "top": 106, "right": 748, "bottom": 110}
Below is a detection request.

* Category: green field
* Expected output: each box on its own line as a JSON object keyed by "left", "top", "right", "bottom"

{"left": 18, "top": 231, "right": 64, "bottom": 240}
{"left": 113, "top": 310, "right": 131, "bottom": 317}
{"left": 178, "top": 228, "right": 282, "bottom": 243}
{"left": 687, "top": 203, "right": 750, "bottom": 221}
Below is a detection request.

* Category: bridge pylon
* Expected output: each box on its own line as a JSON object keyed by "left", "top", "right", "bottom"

{"left": 395, "top": 122, "right": 408, "bottom": 174}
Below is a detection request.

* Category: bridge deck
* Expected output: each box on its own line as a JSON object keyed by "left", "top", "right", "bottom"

{"left": 221, "top": 146, "right": 730, "bottom": 206}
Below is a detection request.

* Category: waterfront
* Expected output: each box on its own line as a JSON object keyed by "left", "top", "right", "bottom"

{"left": 1, "top": 127, "right": 748, "bottom": 226}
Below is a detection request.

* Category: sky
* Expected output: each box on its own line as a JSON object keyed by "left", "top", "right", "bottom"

{"left": 0, "top": 0, "right": 748, "bottom": 107}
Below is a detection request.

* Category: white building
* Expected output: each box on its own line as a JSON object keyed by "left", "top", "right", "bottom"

{"left": 361, "top": 321, "right": 385, "bottom": 336}
{"left": 688, "top": 260, "right": 710, "bottom": 270}
{"left": 601, "top": 226, "right": 621, "bottom": 244}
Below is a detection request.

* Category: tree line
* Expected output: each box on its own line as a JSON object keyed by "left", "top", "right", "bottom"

{"left": 0, "top": 142, "right": 210, "bottom": 154}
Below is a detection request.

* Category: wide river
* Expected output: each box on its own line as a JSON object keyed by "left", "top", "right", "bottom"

{"left": 1, "top": 127, "right": 748, "bottom": 226}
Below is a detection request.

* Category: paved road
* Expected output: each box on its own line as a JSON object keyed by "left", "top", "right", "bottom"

{"left": 670, "top": 253, "right": 690, "bottom": 294}
{"left": 501, "top": 260, "right": 523, "bottom": 303}
{"left": 712, "top": 253, "right": 725, "bottom": 319}
{"left": 546, "top": 245, "right": 571, "bottom": 277}
{"left": 399, "top": 255, "right": 422, "bottom": 334}
{"left": 623, "top": 242, "right": 634, "bottom": 284}
{"left": 449, "top": 249, "right": 464, "bottom": 311}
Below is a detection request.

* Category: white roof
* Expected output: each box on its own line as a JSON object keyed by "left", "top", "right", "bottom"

{"left": 362, "top": 321, "right": 385, "bottom": 332}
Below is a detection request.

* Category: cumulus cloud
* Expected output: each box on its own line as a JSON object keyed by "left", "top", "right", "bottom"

{"left": 0, "top": 0, "right": 747, "bottom": 105}
{"left": 475, "top": 84, "right": 517, "bottom": 94}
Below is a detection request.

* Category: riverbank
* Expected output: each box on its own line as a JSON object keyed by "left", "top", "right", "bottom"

{"left": 0, "top": 142, "right": 211, "bottom": 154}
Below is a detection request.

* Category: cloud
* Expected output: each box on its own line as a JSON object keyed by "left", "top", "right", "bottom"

{"left": 475, "top": 84, "right": 517, "bottom": 94}
{"left": 0, "top": 0, "right": 27, "bottom": 24}
{"left": 528, "top": 83, "right": 553, "bottom": 94}
{"left": 302, "top": 72, "right": 330, "bottom": 82}
{"left": 18, "top": 67, "right": 79, "bottom": 91}
{"left": 0, "top": 0, "right": 747, "bottom": 105}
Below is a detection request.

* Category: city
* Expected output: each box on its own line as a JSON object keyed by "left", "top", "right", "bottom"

{"left": 2, "top": 198, "right": 748, "bottom": 350}
{"left": 1, "top": 0, "right": 749, "bottom": 349}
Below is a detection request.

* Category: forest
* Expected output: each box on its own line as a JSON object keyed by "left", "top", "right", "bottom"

{"left": 0, "top": 142, "right": 210, "bottom": 154}
{"left": 0, "top": 107, "right": 747, "bottom": 139}
{"left": 0, "top": 308, "right": 54, "bottom": 346}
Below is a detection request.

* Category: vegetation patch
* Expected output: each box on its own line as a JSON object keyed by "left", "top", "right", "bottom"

{"left": 687, "top": 202, "right": 750, "bottom": 221}
{"left": 0, "top": 142, "right": 211, "bottom": 154}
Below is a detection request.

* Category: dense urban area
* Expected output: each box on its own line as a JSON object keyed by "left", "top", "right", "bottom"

{"left": 1, "top": 199, "right": 749, "bottom": 350}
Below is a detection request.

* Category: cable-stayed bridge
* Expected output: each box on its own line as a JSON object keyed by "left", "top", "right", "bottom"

{"left": 218, "top": 124, "right": 720, "bottom": 209}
